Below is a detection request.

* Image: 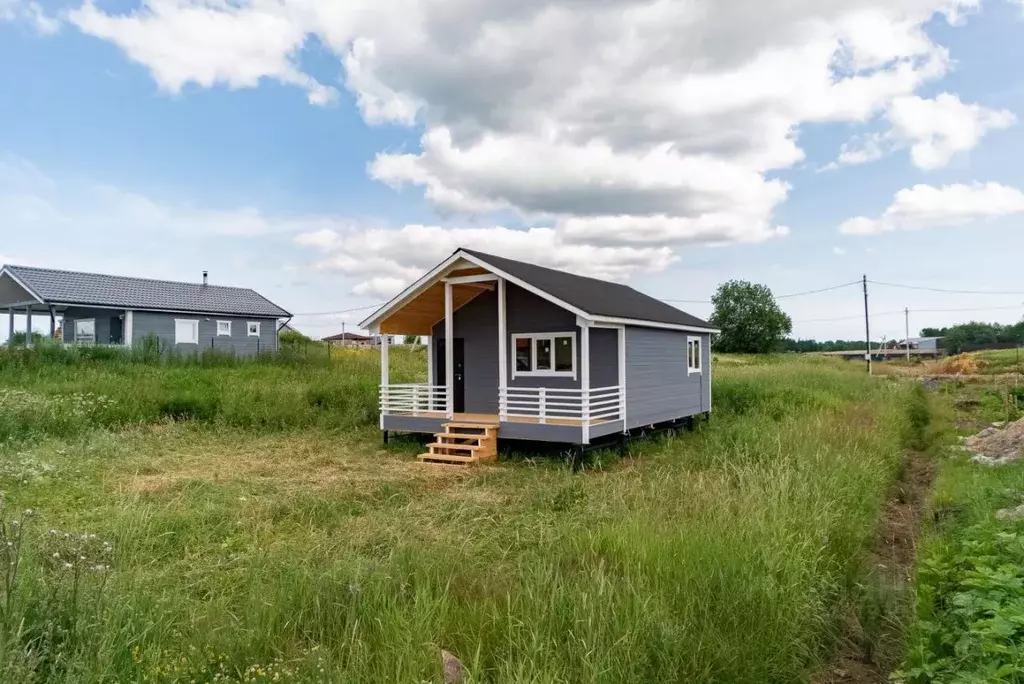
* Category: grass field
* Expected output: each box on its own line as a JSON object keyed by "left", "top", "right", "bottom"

{"left": 0, "top": 347, "right": 925, "bottom": 683}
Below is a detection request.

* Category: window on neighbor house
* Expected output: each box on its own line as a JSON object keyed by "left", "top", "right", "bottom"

{"left": 174, "top": 319, "right": 199, "bottom": 345}
{"left": 74, "top": 319, "right": 95, "bottom": 345}
{"left": 687, "top": 336, "right": 702, "bottom": 374}
{"left": 247, "top": 322, "right": 260, "bottom": 337}
{"left": 512, "top": 333, "right": 576, "bottom": 378}
{"left": 216, "top": 320, "right": 231, "bottom": 336}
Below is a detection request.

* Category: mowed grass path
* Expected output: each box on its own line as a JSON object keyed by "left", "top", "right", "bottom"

{"left": 0, "top": 352, "right": 915, "bottom": 683}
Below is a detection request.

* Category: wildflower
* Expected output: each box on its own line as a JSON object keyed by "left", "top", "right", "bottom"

{"left": 52, "top": 552, "right": 60, "bottom": 558}
{"left": 63, "top": 562, "right": 72, "bottom": 570}
{"left": 22, "top": 508, "right": 34, "bottom": 517}
{"left": 48, "top": 529, "right": 56, "bottom": 535}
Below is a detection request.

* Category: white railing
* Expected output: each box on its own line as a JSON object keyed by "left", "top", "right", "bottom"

{"left": 498, "top": 385, "right": 623, "bottom": 425}
{"left": 380, "top": 384, "right": 448, "bottom": 415}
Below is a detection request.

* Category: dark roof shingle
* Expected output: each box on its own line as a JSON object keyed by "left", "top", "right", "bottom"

{"left": 460, "top": 249, "right": 712, "bottom": 329}
{"left": 4, "top": 265, "right": 290, "bottom": 318}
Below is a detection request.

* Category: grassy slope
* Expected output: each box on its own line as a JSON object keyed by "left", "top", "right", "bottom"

{"left": 0, "top": 351, "right": 915, "bottom": 683}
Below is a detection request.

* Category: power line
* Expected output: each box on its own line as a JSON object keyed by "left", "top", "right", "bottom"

{"left": 660, "top": 279, "right": 861, "bottom": 305}
{"left": 868, "top": 280, "right": 1024, "bottom": 296}
{"left": 290, "top": 303, "right": 384, "bottom": 317}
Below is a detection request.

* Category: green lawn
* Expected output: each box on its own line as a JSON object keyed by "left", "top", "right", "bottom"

{"left": 0, "top": 348, "right": 922, "bottom": 683}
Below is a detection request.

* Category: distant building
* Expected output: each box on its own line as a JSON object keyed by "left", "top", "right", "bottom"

{"left": 322, "top": 331, "right": 374, "bottom": 348}
{"left": 899, "top": 336, "right": 945, "bottom": 351}
{"left": 1, "top": 264, "right": 289, "bottom": 355}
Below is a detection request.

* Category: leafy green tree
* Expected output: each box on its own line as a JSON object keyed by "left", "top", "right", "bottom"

{"left": 403, "top": 335, "right": 421, "bottom": 345}
{"left": 711, "top": 280, "right": 792, "bottom": 354}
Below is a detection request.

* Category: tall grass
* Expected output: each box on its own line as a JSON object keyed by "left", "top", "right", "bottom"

{"left": 0, "top": 345, "right": 424, "bottom": 442}
{"left": 0, "top": 354, "right": 919, "bottom": 682}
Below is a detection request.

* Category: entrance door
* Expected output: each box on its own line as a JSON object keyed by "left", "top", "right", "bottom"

{"left": 435, "top": 338, "right": 465, "bottom": 413}
{"left": 109, "top": 317, "right": 124, "bottom": 345}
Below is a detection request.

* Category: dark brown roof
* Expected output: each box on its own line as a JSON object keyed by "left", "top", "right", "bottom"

{"left": 322, "top": 332, "right": 372, "bottom": 341}
{"left": 460, "top": 249, "right": 712, "bottom": 329}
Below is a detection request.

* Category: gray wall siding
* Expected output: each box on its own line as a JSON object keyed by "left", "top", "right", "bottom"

{"left": 132, "top": 312, "right": 279, "bottom": 356}
{"left": 429, "top": 284, "right": 620, "bottom": 414}
{"left": 624, "top": 327, "right": 710, "bottom": 430}
{"left": 63, "top": 307, "right": 116, "bottom": 344}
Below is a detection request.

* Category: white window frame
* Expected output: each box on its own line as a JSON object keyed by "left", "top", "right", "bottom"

{"left": 216, "top": 320, "right": 232, "bottom": 336}
{"left": 174, "top": 318, "right": 199, "bottom": 345}
{"left": 511, "top": 332, "right": 576, "bottom": 379}
{"left": 687, "top": 336, "right": 702, "bottom": 375}
{"left": 74, "top": 319, "right": 96, "bottom": 345}
{"left": 247, "top": 321, "right": 261, "bottom": 337}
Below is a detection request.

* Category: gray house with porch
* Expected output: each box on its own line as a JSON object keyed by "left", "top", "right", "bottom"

{"left": 1, "top": 265, "right": 290, "bottom": 355}
{"left": 361, "top": 248, "right": 718, "bottom": 463}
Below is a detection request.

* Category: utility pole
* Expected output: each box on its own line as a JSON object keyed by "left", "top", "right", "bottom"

{"left": 863, "top": 275, "right": 871, "bottom": 374}
{"left": 905, "top": 307, "right": 910, "bottom": 363}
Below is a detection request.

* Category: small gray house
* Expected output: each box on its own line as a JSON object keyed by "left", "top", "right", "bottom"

{"left": 360, "top": 248, "right": 719, "bottom": 463}
{"left": 1, "top": 265, "right": 290, "bottom": 355}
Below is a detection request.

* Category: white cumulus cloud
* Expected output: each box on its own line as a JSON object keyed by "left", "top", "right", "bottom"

{"left": 839, "top": 182, "right": 1024, "bottom": 235}
{"left": 60, "top": 0, "right": 985, "bottom": 265}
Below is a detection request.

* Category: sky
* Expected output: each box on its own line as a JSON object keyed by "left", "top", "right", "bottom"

{"left": 2, "top": 0, "right": 1024, "bottom": 343}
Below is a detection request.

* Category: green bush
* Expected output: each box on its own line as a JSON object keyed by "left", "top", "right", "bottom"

{"left": 905, "top": 383, "right": 932, "bottom": 450}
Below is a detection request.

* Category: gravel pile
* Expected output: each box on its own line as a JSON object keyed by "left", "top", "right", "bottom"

{"left": 964, "top": 418, "right": 1024, "bottom": 466}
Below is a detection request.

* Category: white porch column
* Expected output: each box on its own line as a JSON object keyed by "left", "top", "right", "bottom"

{"left": 581, "top": 322, "right": 591, "bottom": 444}
{"left": 380, "top": 329, "right": 390, "bottom": 393}
{"left": 7, "top": 308, "right": 13, "bottom": 346}
{"left": 24, "top": 308, "right": 32, "bottom": 347}
{"left": 617, "top": 326, "right": 627, "bottom": 429}
{"left": 425, "top": 336, "right": 433, "bottom": 405}
{"left": 497, "top": 277, "right": 507, "bottom": 421}
{"left": 444, "top": 281, "right": 454, "bottom": 418}
{"left": 124, "top": 310, "right": 134, "bottom": 347}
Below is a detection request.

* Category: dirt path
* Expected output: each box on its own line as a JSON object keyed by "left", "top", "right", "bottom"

{"left": 815, "top": 450, "right": 936, "bottom": 684}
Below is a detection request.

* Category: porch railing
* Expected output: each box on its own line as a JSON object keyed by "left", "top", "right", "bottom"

{"left": 379, "top": 384, "right": 448, "bottom": 415}
{"left": 498, "top": 385, "right": 623, "bottom": 424}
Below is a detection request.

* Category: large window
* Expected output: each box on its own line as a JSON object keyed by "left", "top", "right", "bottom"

{"left": 687, "top": 336, "right": 702, "bottom": 374}
{"left": 74, "top": 319, "right": 95, "bottom": 345}
{"left": 511, "top": 333, "right": 576, "bottom": 378}
{"left": 174, "top": 319, "right": 199, "bottom": 345}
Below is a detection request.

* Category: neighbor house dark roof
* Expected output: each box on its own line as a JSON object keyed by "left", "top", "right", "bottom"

{"left": 459, "top": 249, "right": 712, "bottom": 329}
{"left": 322, "top": 332, "right": 372, "bottom": 341}
{"left": 2, "top": 265, "right": 290, "bottom": 318}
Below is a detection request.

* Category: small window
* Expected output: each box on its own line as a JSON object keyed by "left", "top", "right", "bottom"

{"left": 515, "top": 337, "right": 532, "bottom": 372}
{"left": 74, "top": 319, "right": 95, "bottom": 345}
{"left": 174, "top": 319, "right": 199, "bottom": 345}
{"left": 687, "top": 336, "right": 702, "bottom": 374}
{"left": 554, "top": 336, "right": 574, "bottom": 372}
{"left": 247, "top": 322, "right": 261, "bottom": 337}
{"left": 216, "top": 321, "right": 231, "bottom": 336}
{"left": 511, "top": 333, "right": 576, "bottom": 377}
{"left": 535, "top": 338, "right": 552, "bottom": 370}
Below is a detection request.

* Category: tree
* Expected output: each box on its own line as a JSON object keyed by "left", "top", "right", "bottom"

{"left": 403, "top": 335, "right": 421, "bottom": 345}
{"left": 711, "top": 280, "right": 792, "bottom": 354}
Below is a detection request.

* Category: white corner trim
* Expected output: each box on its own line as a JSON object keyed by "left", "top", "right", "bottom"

{"left": 124, "top": 310, "right": 134, "bottom": 346}
{"left": 591, "top": 315, "right": 719, "bottom": 334}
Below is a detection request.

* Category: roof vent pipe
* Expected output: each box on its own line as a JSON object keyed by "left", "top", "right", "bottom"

{"left": 202, "top": 271, "right": 208, "bottom": 286}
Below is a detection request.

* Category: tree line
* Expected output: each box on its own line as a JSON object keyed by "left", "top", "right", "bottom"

{"left": 709, "top": 279, "right": 1024, "bottom": 354}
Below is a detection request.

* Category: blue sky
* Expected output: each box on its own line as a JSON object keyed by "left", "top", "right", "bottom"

{"left": 2, "top": 0, "right": 1024, "bottom": 343}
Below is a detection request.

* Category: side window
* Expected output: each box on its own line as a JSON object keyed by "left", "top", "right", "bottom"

{"left": 74, "top": 319, "right": 96, "bottom": 345}
{"left": 216, "top": 321, "right": 232, "bottom": 336}
{"left": 174, "top": 319, "right": 199, "bottom": 345}
{"left": 247, "top": 322, "right": 261, "bottom": 337}
{"left": 687, "top": 336, "right": 702, "bottom": 374}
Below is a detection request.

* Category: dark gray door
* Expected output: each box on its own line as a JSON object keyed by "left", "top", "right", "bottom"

{"left": 109, "top": 317, "right": 124, "bottom": 344}
{"left": 436, "top": 338, "right": 465, "bottom": 413}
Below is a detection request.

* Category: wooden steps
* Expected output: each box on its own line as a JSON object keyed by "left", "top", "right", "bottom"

{"left": 419, "top": 421, "right": 498, "bottom": 464}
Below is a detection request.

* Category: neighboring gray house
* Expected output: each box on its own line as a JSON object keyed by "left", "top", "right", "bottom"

{"left": 1, "top": 265, "right": 290, "bottom": 356}
{"left": 361, "top": 248, "right": 718, "bottom": 463}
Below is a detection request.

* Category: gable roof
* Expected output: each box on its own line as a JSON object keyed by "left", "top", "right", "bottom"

{"left": 360, "top": 248, "right": 716, "bottom": 332}
{"left": 460, "top": 249, "right": 712, "bottom": 329}
{"left": 322, "top": 331, "right": 372, "bottom": 341}
{"left": 2, "top": 265, "right": 290, "bottom": 318}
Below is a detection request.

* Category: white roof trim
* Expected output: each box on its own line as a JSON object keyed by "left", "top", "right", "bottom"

{"left": 358, "top": 249, "right": 715, "bottom": 332}
{"left": 588, "top": 315, "right": 720, "bottom": 334}
{"left": 0, "top": 266, "right": 45, "bottom": 304}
